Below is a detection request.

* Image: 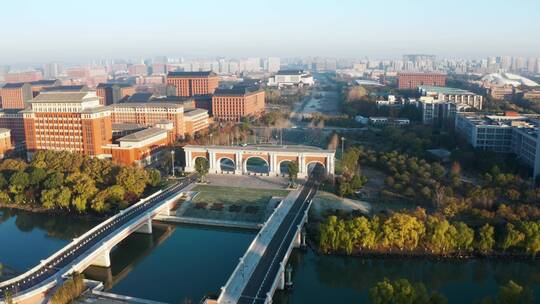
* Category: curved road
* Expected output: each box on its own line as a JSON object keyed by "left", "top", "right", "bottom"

{"left": 0, "top": 174, "right": 197, "bottom": 299}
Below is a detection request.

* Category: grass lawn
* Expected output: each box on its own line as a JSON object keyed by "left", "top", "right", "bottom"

{"left": 182, "top": 185, "right": 289, "bottom": 223}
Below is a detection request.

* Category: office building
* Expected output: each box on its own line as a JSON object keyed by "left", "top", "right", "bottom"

{"left": 419, "top": 97, "right": 457, "bottom": 125}
{"left": 397, "top": 72, "right": 446, "bottom": 89}
{"left": 29, "top": 80, "right": 61, "bottom": 97}
{"left": 0, "top": 83, "right": 33, "bottom": 109}
{"left": 22, "top": 91, "right": 112, "bottom": 157}
{"left": 267, "top": 70, "right": 314, "bottom": 88}
{"left": 184, "top": 108, "right": 210, "bottom": 136}
{"left": 0, "top": 110, "right": 25, "bottom": 145}
{"left": 166, "top": 71, "right": 219, "bottom": 97}
{"left": 110, "top": 102, "right": 186, "bottom": 139}
{"left": 212, "top": 87, "right": 265, "bottom": 121}
{"left": 456, "top": 112, "right": 540, "bottom": 179}
{"left": 418, "top": 86, "right": 483, "bottom": 109}
{"left": 104, "top": 127, "right": 172, "bottom": 166}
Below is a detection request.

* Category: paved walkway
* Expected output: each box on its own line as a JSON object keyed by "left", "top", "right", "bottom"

{"left": 206, "top": 174, "right": 289, "bottom": 190}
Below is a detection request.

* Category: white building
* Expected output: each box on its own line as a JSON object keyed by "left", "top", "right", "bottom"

{"left": 267, "top": 70, "right": 314, "bottom": 88}
{"left": 455, "top": 112, "right": 540, "bottom": 179}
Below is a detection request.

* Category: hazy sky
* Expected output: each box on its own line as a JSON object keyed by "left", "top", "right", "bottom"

{"left": 1, "top": 0, "right": 539, "bottom": 64}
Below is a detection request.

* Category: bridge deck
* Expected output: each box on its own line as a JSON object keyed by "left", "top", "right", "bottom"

{"left": 219, "top": 166, "right": 323, "bottom": 304}
{"left": 0, "top": 174, "right": 197, "bottom": 301}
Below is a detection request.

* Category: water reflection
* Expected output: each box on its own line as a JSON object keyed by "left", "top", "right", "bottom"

{"left": 275, "top": 250, "right": 540, "bottom": 304}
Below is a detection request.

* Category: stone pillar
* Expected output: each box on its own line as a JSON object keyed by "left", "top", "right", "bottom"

{"left": 327, "top": 155, "right": 334, "bottom": 175}
{"left": 208, "top": 151, "right": 217, "bottom": 173}
{"left": 235, "top": 152, "right": 243, "bottom": 175}
{"left": 185, "top": 150, "right": 193, "bottom": 172}
{"left": 135, "top": 217, "right": 153, "bottom": 234}
{"left": 269, "top": 153, "right": 278, "bottom": 176}
{"left": 92, "top": 247, "right": 111, "bottom": 268}
{"left": 298, "top": 154, "right": 306, "bottom": 178}
{"left": 278, "top": 262, "right": 285, "bottom": 290}
{"left": 293, "top": 225, "right": 302, "bottom": 248}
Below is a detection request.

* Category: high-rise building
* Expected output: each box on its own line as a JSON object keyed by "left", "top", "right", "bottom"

{"left": 211, "top": 87, "right": 265, "bottom": 121}
{"left": 22, "top": 91, "right": 112, "bottom": 157}
{"left": 43, "top": 62, "right": 61, "bottom": 79}
{"left": 0, "top": 83, "right": 33, "bottom": 109}
{"left": 166, "top": 71, "right": 219, "bottom": 97}
{"left": 397, "top": 72, "right": 446, "bottom": 89}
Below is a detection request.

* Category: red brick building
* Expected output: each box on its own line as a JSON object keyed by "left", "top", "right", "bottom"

{"left": 397, "top": 72, "right": 446, "bottom": 89}
{"left": 103, "top": 127, "right": 171, "bottom": 166}
{"left": 166, "top": 71, "right": 219, "bottom": 97}
{"left": 211, "top": 87, "right": 265, "bottom": 121}
{"left": 111, "top": 102, "right": 186, "bottom": 139}
{"left": 96, "top": 83, "right": 135, "bottom": 105}
{"left": 0, "top": 128, "right": 13, "bottom": 158}
{"left": 4, "top": 71, "right": 42, "bottom": 83}
{"left": 22, "top": 91, "right": 112, "bottom": 157}
{"left": 0, "top": 110, "right": 25, "bottom": 146}
{"left": 29, "top": 79, "right": 61, "bottom": 97}
{"left": 0, "top": 83, "right": 33, "bottom": 109}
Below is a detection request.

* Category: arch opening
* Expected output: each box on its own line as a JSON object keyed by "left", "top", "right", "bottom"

{"left": 279, "top": 160, "right": 292, "bottom": 175}
{"left": 245, "top": 156, "right": 269, "bottom": 174}
{"left": 219, "top": 158, "right": 235, "bottom": 172}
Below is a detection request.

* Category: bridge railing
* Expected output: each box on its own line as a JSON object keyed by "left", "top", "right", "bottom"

{"left": 0, "top": 187, "right": 166, "bottom": 289}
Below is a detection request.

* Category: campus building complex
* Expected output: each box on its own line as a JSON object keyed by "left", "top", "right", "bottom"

{"left": 418, "top": 86, "right": 483, "bottom": 109}
{"left": 211, "top": 87, "right": 265, "bottom": 121}
{"left": 455, "top": 112, "right": 540, "bottom": 179}
{"left": 96, "top": 83, "right": 135, "bottom": 105}
{"left": 397, "top": 72, "right": 446, "bottom": 89}
{"left": 166, "top": 71, "right": 219, "bottom": 97}
{"left": 0, "top": 82, "right": 33, "bottom": 110}
{"left": 418, "top": 86, "right": 484, "bottom": 125}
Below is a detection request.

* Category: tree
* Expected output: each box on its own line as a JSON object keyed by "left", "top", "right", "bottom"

{"left": 287, "top": 161, "right": 299, "bottom": 186}
{"left": 66, "top": 172, "right": 98, "bottom": 213}
{"left": 476, "top": 224, "right": 495, "bottom": 254}
{"left": 148, "top": 169, "right": 162, "bottom": 187}
{"left": 496, "top": 280, "right": 533, "bottom": 304}
{"left": 500, "top": 223, "right": 525, "bottom": 252}
{"left": 368, "top": 278, "right": 447, "bottom": 304}
{"left": 116, "top": 166, "right": 150, "bottom": 200}
{"left": 454, "top": 222, "right": 474, "bottom": 254}
{"left": 9, "top": 171, "right": 30, "bottom": 202}
{"left": 520, "top": 221, "right": 540, "bottom": 258}
{"left": 194, "top": 158, "right": 209, "bottom": 182}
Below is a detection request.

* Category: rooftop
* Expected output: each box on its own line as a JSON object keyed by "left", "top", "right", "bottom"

{"left": 29, "top": 80, "right": 59, "bottom": 86}
{"left": 117, "top": 127, "right": 168, "bottom": 142}
{"left": 214, "top": 87, "right": 262, "bottom": 96}
{"left": 276, "top": 70, "right": 307, "bottom": 75}
{"left": 167, "top": 71, "right": 216, "bottom": 77}
{"left": 184, "top": 108, "right": 208, "bottom": 117}
{"left": 419, "top": 85, "right": 475, "bottom": 95}
{"left": 184, "top": 144, "right": 335, "bottom": 154}
{"left": 42, "top": 85, "right": 89, "bottom": 92}
{"left": 112, "top": 102, "right": 184, "bottom": 109}
{"left": 1, "top": 82, "right": 27, "bottom": 89}
{"left": 112, "top": 123, "right": 146, "bottom": 132}
{"left": 127, "top": 92, "right": 154, "bottom": 102}
{"left": 97, "top": 82, "right": 132, "bottom": 88}
{"left": 32, "top": 92, "right": 97, "bottom": 103}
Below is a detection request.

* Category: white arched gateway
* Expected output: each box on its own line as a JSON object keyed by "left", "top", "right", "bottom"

{"left": 183, "top": 144, "right": 335, "bottom": 178}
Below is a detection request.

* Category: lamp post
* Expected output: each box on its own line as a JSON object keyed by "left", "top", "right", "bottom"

{"left": 171, "top": 150, "right": 175, "bottom": 177}
{"left": 209, "top": 133, "right": 213, "bottom": 145}
{"left": 341, "top": 137, "right": 345, "bottom": 159}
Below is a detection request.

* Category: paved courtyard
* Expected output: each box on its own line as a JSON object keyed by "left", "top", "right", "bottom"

{"left": 205, "top": 174, "right": 290, "bottom": 190}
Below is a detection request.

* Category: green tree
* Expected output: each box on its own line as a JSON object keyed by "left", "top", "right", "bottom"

{"left": 496, "top": 280, "right": 534, "bottom": 304}
{"left": 500, "top": 223, "right": 525, "bottom": 252}
{"left": 368, "top": 278, "right": 447, "bottom": 304}
{"left": 194, "top": 158, "right": 209, "bottom": 182}
{"left": 148, "top": 169, "right": 162, "bottom": 187}
{"left": 520, "top": 221, "right": 540, "bottom": 258}
{"left": 116, "top": 166, "right": 150, "bottom": 199}
{"left": 287, "top": 161, "right": 299, "bottom": 186}
{"left": 454, "top": 222, "right": 474, "bottom": 254}
{"left": 66, "top": 172, "right": 98, "bottom": 213}
{"left": 476, "top": 224, "right": 495, "bottom": 254}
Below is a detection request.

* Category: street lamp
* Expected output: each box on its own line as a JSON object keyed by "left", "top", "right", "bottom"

{"left": 341, "top": 137, "right": 346, "bottom": 159}
{"left": 209, "top": 133, "right": 213, "bottom": 145}
{"left": 171, "top": 150, "right": 175, "bottom": 177}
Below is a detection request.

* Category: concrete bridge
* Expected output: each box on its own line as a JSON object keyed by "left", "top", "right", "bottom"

{"left": 183, "top": 144, "right": 335, "bottom": 178}
{"left": 214, "top": 164, "right": 324, "bottom": 304}
{"left": 0, "top": 174, "right": 197, "bottom": 304}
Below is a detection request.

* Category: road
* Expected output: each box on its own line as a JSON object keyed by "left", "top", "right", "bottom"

{"left": 0, "top": 174, "right": 197, "bottom": 299}
{"left": 237, "top": 165, "right": 324, "bottom": 304}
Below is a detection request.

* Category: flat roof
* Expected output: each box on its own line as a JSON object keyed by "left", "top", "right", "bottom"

{"left": 32, "top": 92, "right": 95, "bottom": 103}
{"left": 112, "top": 123, "right": 146, "bottom": 132}
{"left": 419, "top": 85, "right": 475, "bottom": 95}
{"left": 184, "top": 144, "right": 335, "bottom": 154}
{"left": 167, "top": 71, "right": 216, "bottom": 77}
{"left": 42, "top": 85, "right": 89, "bottom": 92}
{"left": 276, "top": 70, "right": 307, "bottom": 75}
{"left": 29, "top": 80, "right": 59, "bottom": 86}
{"left": 214, "top": 87, "right": 262, "bottom": 96}
{"left": 112, "top": 102, "right": 183, "bottom": 109}
{"left": 1, "top": 82, "right": 27, "bottom": 89}
{"left": 184, "top": 108, "right": 208, "bottom": 117}
{"left": 117, "top": 127, "right": 168, "bottom": 142}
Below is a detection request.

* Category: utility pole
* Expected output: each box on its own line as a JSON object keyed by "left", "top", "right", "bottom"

{"left": 341, "top": 137, "right": 345, "bottom": 159}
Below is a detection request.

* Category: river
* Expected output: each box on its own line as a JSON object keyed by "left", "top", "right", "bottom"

{"left": 3, "top": 208, "right": 540, "bottom": 303}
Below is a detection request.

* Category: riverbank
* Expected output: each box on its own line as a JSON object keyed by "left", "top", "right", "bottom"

{"left": 0, "top": 203, "right": 108, "bottom": 221}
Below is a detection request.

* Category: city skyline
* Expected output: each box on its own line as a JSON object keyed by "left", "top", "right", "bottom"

{"left": 1, "top": 0, "right": 540, "bottom": 64}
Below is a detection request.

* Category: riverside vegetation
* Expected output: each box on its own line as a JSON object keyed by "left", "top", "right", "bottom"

{"left": 0, "top": 150, "right": 162, "bottom": 214}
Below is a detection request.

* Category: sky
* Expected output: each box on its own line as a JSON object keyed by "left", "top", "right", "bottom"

{"left": 1, "top": 0, "right": 539, "bottom": 64}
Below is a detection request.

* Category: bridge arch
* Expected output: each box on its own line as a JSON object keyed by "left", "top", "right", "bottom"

{"left": 218, "top": 157, "right": 235, "bottom": 173}
{"left": 244, "top": 156, "right": 270, "bottom": 175}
